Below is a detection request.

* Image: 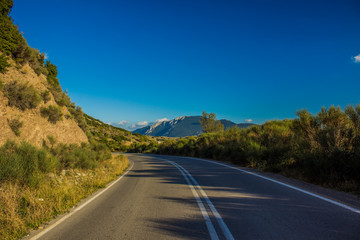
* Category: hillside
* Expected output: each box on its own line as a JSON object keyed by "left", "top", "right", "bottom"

{"left": 85, "top": 114, "right": 159, "bottom": 151}
{"left": 0, "top": 1, "right": 152, "bottom": 151}
{"left": 0, "top": 58, "right": 156, "bottom": 150}
{"left": 0, "top": 2, "right": 133, "bottom": 239}
{"left": 0, "top": 59, "right": 88, "bottom": 146}
{"left": 0, "top": 0, "right": 91, "bottom": 146}
{"left": 133, "top": 116, "right": 254, "bottom": 137}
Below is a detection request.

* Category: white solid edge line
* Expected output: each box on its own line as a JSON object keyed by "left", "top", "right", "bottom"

{"left": 30, "top": 160, "right": 135, "bottom": 240}
{"left": 171, "top": 161, "right": 235, "bottom": 240}
{"left": 161, "top": 159, "right": 219, "bottom": 240}
{"left": 186, "top": 157, "right": 360, "bottom": 214}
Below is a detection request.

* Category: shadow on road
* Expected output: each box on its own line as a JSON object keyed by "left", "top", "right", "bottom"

{"left": 125, "top": 154, "right": 360, "bottom": 240}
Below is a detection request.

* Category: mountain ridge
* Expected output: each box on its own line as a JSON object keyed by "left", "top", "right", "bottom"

{"left": 133, "top": 116, "right": 254, "bottom": 137}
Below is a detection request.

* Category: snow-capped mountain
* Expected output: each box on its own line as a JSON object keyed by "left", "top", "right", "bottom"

{"left": 132, "top": 116, "right": 254, "bottom": 137}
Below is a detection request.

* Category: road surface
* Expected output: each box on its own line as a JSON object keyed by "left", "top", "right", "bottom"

{"left": 31, "top": 154, "right": 360, "bottom": 240}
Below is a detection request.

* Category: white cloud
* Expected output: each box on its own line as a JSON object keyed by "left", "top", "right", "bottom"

{"left": 245, "top": 119, "right": 253, "bottom": 122}
{"left": 117, "top": 120, "right": 130, "bottom": 125}
{"left": 44, "top": 52, "right": 49, "bottom": 60}
{"left": 111, "top": 120, "right": 152, "bottom": 130}
{"left": 128, "top": 121, "right": 150, "bottom": 130}
{"left": 353, "top": 54, "right": 360, "bottom": 63}
{"left": 137, "top": 121, "right": 148, "bottom": 126}
{"left": 156, "top": 118, "right": 170, "bottom": 123}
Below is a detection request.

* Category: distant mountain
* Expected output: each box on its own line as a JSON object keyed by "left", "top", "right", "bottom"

{"left": 133, "top": 116, "right": 254, "bottom": 137}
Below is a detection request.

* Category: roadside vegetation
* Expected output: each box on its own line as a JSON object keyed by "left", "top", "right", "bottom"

{"left": 0, "top": 2, "right": 135, "bottom": 239}
{"left": 134, "top": 107, "right": 360, "bottom": 195}
{"left": 1, "top": 0, "right": 358, "bottom": 237}
{"left": 0, "top": 140, "right": 129, "bottom": 239}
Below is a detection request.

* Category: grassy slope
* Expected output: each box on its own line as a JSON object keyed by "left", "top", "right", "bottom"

{"left": 85, "top": 114, "right": 164, "bottom": 152}
{"left": 0, "top": 154, "right": 129, "bottom": 240}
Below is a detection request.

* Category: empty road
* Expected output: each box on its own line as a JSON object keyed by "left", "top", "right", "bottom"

{"left": 31, "top": 154, "right": 360, "bottom": 240}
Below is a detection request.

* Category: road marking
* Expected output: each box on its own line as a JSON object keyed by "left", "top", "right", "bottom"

{"left": 30, "top": 160, "right": 135, "bottom": 240}
{"left": 170, "top": 161, "right": 235, "bottom": 240}
{"left": 185, "top": 157, "right": 360, "bottom": 214}
{"left": 167, "top": 160, "right": 219, "bottom": 240}
{"left": 158, "top": 157, "right": 235, "bottom": 240}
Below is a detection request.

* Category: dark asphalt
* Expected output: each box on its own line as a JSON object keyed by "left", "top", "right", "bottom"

{"left": 33, "top": 154, "right": 360, "bottom": 240}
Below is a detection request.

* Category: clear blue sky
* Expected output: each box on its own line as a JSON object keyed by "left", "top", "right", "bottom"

{"left": 11, "top": 0, "right": 360, "bottom": 128}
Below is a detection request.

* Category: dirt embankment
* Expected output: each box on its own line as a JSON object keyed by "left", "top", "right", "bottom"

{"left": 0, "top": 60, "right": 88, "bottom": 146}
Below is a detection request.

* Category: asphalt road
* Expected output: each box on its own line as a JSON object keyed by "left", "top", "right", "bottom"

{"left": 32, "top": 154, "right": 360, "bottom": 240}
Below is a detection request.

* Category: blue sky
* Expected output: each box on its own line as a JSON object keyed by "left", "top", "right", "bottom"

{"left": 11, "top": 0, "right": 360, "bottom": 129}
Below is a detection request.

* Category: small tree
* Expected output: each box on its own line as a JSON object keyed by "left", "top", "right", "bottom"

{"left": 200, "top": 111, "right": 224, "bottom": 133}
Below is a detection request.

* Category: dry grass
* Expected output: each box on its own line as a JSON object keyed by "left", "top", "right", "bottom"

{"left": 0, "top": 155, "right": 129, "bottom": 240}
{"left": 0, "top": 61, "right": 88, "bottom": 147}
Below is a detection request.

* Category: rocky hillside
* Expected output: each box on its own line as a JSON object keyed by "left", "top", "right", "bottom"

{"left": 133, "top": 116, "right": 254, "bottom": 137}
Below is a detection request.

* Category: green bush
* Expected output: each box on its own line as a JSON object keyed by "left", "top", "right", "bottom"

{"left": 7, "top": 118, "right": 23, "bottom": 136}
{"left": 53, "top": 142, "right": 111, "bottom": 170}
{"left": 0, "top": 6, "right": 24, "bottom": 57}
{"left": 0, "top": 140, "right": 58, "bottom": 187}
{"left": 0, "top": 0, "right": 13, "bottom": 16}
{"left": 68, "top": 105, "right": 87, "bottom": 131}
{"left": 0, "top": 139, "right": 112, "bottom": 187}
{"left": 40, "top": 105, "right": 63, "bottom": 124}
{"left": 149, "top": 105, "right": 360, "bottom": 194}
{"left": 3, "top": 81, "right": 41, "bottom": 110}
{"left": 0, "top": 53, "right": 10, "bottom": 73}
{"left": 0, "top": 0, "right": 47, "bottom": 78}
{"left": 40, "top": 90, "right": 51, "bottom": 103}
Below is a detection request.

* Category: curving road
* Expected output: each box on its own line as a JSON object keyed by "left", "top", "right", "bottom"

{"left": 30, "top": 154, "right": 360, "bottom": 240}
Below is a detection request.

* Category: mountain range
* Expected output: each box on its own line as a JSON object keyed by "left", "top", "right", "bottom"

{"left": 132, "top": 116, "right": 254, "bottom": 137}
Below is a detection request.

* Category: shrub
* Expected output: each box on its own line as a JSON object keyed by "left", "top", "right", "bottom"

{"left": 47, "top": 135, "right": 56, "bottom": 147}
{"left": 0, "top": 53, "right": 10, "bottom": 73}
{"left": 40, "top": 90, "right": 51, "bottom": 103}
{"left": 7, "top": 118, "right": 23, "bottom": 136}
{"left": 0, "top": 139, "right": 112, "bottom": 187}
{"left": 0, "top": 0, "right": 47, "bottom": 76}
{"left": 3, "top": 81, "right": 41, "bottom": 110}
{"left": 68, "top": 105, "right": 87, "bottom": 131}
{"left": 151, "top": 106, "right": 360, "bottom": 194}
{"left": 0, "top": 11, "right": 24, "bottom": 57}
{"left": 0, "top": 140, "right": 58, "bottom": 187}
{"left": 40, "top": 105, "right": 63, "bottom": 124}
{"left": 53, "top": 142, "right": 111, "bottom": 170}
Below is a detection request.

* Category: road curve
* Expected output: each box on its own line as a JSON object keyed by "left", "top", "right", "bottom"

{"left": 31, "top": 154, "right": 360, "bottom": 240}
